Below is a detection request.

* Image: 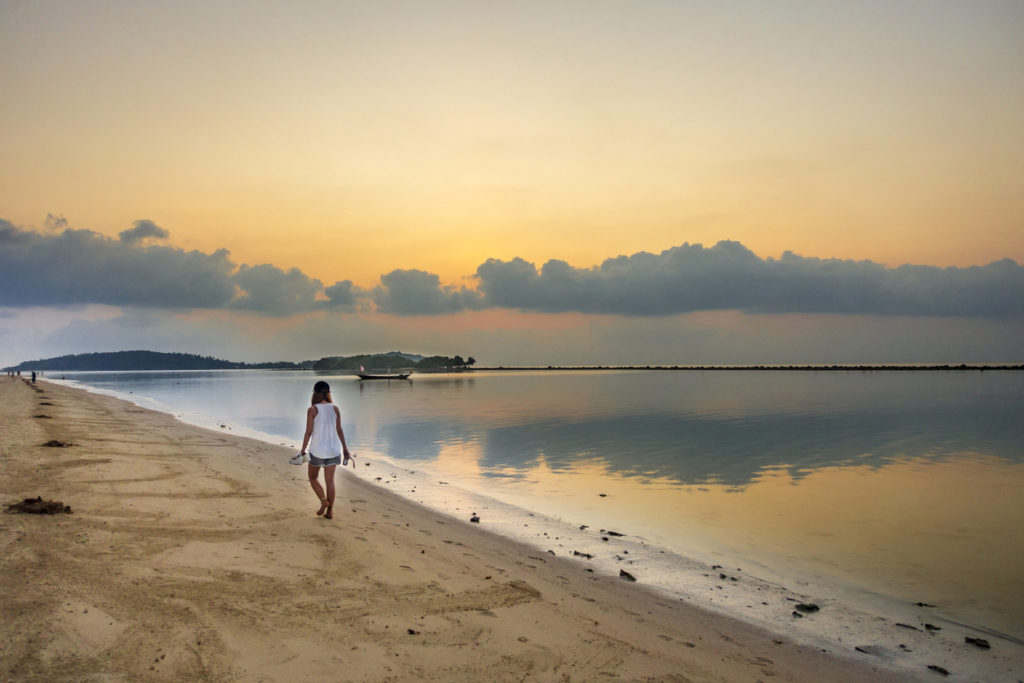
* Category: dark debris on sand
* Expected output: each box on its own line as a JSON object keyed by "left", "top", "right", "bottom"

{"left": 5, "top": 496, "right": 72, "bottom": 514}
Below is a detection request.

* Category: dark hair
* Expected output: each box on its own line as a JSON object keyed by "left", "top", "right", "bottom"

{"left": 311, "top": 381, "right": 332, "bottom": 405}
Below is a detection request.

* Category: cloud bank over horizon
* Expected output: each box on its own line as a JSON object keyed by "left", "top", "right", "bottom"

{"left": 2, "top": 218, "right": 1023, "bottom": 319}
{"left": 473, "top": 242, "right": 1024, "bottom": 318}
{"left": 0, "top": 219, "right": 355, "bottom": 314}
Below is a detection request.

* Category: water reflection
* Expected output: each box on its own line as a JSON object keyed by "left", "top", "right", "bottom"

{"left": 417, "top": 444, "right": 1024, "bottom": 638}
{"left": 65, "top": 369, "right": 1024, "bottom": 489}
{"left": 365, "top": 390, "right": 1023, "bottom": 488}
{"left": 61, "top": 368, "right": 1024, "bottom": 637}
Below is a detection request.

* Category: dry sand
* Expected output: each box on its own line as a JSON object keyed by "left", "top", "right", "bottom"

{"left": 1, "top": 376, "right": 903, "bottom": 681}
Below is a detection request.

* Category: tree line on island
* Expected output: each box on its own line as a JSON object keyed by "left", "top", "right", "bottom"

{"left": 10, "top": 351, "right": 1018, "bottom": 374}
{"left": 4, "top": 350, "right": 476, "bottom": 373}
{"left": 312, "top": 353, "right": 475, "bottom": 372}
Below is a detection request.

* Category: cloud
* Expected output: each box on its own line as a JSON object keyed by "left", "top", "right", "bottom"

{"left": 0, "top": 221, "right": 237, "bottom": 308}
{"left": 44, "top": 213, "right": 68, "bottom": 232}
{"left": 372, "top": 269, "right": 483, "bottom": 315}
{"left": 0, "top": 218, "right": 354, "bottom": 315}
{"left": 0, "top": 219, "right": 36, "bottom": 246}
{"left": 229, "top": 264, "right": 323, "bottom": 314}
{"left": 3, "top": 217, "right": 1022, "bottom": 320}
{"left": 324, "top": 280, "right": 357, "bottom": 309}
{"left": 119, "top": 219, "right": 170, "bottom": 245}
{"left": 474, "top": 241, "right": 1024, "bottom": 318}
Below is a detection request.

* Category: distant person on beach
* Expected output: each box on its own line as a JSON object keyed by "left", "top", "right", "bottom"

{"left": 290, "top": 380, "right": 354, "bottom": 519}
{"left": 31, "top": 371, "right": 36, "bottom": 383}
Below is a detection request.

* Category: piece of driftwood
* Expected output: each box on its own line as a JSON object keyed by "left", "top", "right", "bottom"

{"left": 5, "top": 496, "right": 72, "bottom": 514}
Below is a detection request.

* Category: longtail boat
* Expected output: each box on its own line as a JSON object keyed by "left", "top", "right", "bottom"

{"left": 356, "top": 371, "right": 412, "bottom": 380}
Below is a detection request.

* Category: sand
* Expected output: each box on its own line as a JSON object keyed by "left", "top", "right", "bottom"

{"left": 0, "top": 376, "right": 904, "bottom": 681}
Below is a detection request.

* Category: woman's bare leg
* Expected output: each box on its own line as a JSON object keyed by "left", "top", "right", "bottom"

{"left": 307, "top": 464, "right": 328, "bottom": 515}
{"left": 323, "top": 465, "right": 337, "bottom": 519}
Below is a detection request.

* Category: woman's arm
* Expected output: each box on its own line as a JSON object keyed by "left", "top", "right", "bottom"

{"left": 300, "top": 405, "right": 316, "bottom": 453}
{"left": 334, "top": 406, "right": 350, "bottom": 455}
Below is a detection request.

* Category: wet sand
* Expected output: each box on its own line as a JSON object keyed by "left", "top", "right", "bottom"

{"left": 1, "top": 376, "right": 907, "bottom": 681}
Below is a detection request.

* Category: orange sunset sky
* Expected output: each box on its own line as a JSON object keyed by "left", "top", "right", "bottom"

{"left": 2, "top": 1, "right": 1023, "bottom": 366}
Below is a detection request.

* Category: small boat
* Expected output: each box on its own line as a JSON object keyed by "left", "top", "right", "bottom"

{"left": 356, "top": 371, "right": 412, "bottom": 380}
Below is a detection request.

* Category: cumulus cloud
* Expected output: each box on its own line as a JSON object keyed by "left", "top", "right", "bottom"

{"left": 3, "top": 217, "right": 1022, "bottom": 320}
{"left": 229, "top": 264, "right": 323, "bottom": 314}
{"left": 324, "top": 280, "right": 357, "bottom": 309}
{"left": 0, "top": 220, "right": 237, "bottom": 308}
{"left": 474, "top": 241, "right": 1024, "bottom": 318}
{"left": 0, "top": 219, "right": 35, "bottom": 246}
{"left": 372, "top": 269, "right": 483, "bottom": 315}
{"left": 119, "top": 219, "right": 170, "bottom": 245}
{"left": 0, "top": 218, "right": 330, "bottom": 314}
{"left": 44, "top": 213, "right": 68, "bottom": 232}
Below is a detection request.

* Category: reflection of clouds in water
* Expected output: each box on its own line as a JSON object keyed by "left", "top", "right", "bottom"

{"left": 60, "top": 369, "right": 1024, "bottom": 645}
{"left": 377, "top": 420, "right": 446, "bottom": 461}
{"left": 368, "top": 395, "right": 1024, "bottom": 488}
{"left": 64, "top": 369, "right": 1024, "bottom": 491}
{"left": 355, "top": 369, "right": 1024, "bottom": 442}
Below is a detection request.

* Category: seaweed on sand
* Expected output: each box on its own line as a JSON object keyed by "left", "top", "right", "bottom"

{"left": 5, "top": 496, "right": 72, "bottom": 514}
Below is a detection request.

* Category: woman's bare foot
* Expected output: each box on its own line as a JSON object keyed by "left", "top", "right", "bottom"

{"left": 316, "top": 498, "right": 328, "bottom": 516}
{"left": 324, "top": 504, "right": 333, "bottom": 520}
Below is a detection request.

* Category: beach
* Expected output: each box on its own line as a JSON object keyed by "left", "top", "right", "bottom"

{"left": 0, "top": 376, "right": 923, "bottom": 680}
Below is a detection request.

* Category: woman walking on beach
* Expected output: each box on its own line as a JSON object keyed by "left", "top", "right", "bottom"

{"left": 291, "top": 380, "right": 354, "bottom": 519}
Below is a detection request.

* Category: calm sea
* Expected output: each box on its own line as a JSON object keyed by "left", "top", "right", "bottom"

{"left": 57, "top": 368, "right": 1024, "bottom": 642}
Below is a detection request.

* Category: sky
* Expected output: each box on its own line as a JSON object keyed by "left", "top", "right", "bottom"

{"left": 2, "top": 0, "right": 1023, "bottom": 367}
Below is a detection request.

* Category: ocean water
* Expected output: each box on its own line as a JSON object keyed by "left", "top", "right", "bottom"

{"left": 57, "top": 368, "right": 1024, "bottom": 656}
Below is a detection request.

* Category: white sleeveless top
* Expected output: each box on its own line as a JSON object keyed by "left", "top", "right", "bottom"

{"left": 308, "top": 403, "right": 342, "bottom": 458}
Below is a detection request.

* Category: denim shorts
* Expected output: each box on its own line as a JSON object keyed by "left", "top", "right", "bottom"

{"left": 308, "top": 453, "right": 342, "bottom": 467}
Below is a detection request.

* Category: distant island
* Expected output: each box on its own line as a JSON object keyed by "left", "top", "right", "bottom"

{"left": 5, "top": 350, "right": 275, "bottom": 372}
{"left": 6, "top": 350, "right": 1020, "bottom": 373}
{"left": 4, "top": 350, "right": 476, "bottom": 373}
{"left": 313, "top": 353, "right": 475, "bottom": 372}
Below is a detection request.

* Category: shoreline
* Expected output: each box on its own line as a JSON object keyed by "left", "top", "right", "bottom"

{"left": 2, "top": 376, "right": 1015, "bottom": 679}
{"left": 11, "top": 362, "right": 1024, "bottom": 376}
{"left": 1, "top": 376, "right": 895, "bottom": 681}
{"left": 52, "top": 373, "right": 1024, "bottom": 651}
